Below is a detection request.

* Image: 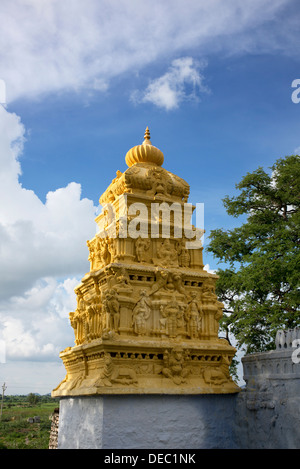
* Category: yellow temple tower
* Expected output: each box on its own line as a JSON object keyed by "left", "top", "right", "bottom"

{"left": 52, "top": 128, "right": 239, "bottom": 397}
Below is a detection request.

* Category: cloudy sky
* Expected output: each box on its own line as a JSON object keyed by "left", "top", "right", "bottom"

{"left": 0, "top": 0, "right": 300, "bottom": 394}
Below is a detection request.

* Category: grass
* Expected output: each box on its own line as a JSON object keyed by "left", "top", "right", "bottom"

{"left": 0, "top": 397, "right": 58, "bottom": 449}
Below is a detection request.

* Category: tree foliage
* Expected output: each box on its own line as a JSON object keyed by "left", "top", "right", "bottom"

{"left": 207, "top": 155, "right": 300, "bottom": 353}
{"left": 27, "top": 393, "right": 40, "bottom": 405}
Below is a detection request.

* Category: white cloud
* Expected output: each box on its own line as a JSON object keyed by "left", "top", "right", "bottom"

{"left": 132, "top": 57, "right": 209, "bottom": 110}
{"left": 0, "top": 105, "right": 97, "bottom": 300}
{"left": 203, "top": 264, "right": 216, "bottom": 274}
{"left": 0, "top": 276, "right": 78, "bottom": 361}
{"left": 294, "top": 146, "right": 300, "bottom": 154}
{"left": 0, "top": 0, "right": 296, "bottom": 104}
{"left": 0, "top": 105, "right": 97, "bottom": 362}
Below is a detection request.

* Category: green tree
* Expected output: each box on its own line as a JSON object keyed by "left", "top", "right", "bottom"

{"left": 27, "top": 393, "right": 40, "bottom": 405}
{"left": 207, "top": 155, "right": 300, "bottom": 353}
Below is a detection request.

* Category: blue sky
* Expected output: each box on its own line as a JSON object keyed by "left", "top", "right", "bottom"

{"left": 0, "top": 0, "right": 299, "bottom": 394}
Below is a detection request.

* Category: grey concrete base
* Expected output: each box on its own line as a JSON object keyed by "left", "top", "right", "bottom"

{"left": 57, "top": 394, "right": 238, "bottom": 449}
{"left": 56, "top": 328, "right": 300, "bottom": 449}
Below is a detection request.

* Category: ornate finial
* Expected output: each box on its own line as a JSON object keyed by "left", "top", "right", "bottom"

{"left": 125, "top": 127, "right": 164, "bottom": 167}
{"left": 143, "top": 127, "right": 151, "bottom": 144}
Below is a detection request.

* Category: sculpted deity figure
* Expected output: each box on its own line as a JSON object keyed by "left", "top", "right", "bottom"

{"left": 149, "top": 269, "right": 168, "bottom": 296}
{"left": 160, "top": 298, "right": 183, "bottom": 338}
{"left": 135, "top": 237, "right": 151, "bottom": 262}
{"left": 69, "top": 290, "right": 87, "bottom": 345}
{"left": 178, "top": 239, "right": 190, "bottom": 267}
{"left": 132, "top": 289, "right": 151, "bottom": 336}
{"left": 87, "top": 240, "right": 96, "bottom": 270}
{"left": 85, "top": 293, "right": 102, "bottom": 341}
{"left": 171, "top": 272, "right": 186, "bottom": 296}
{"left": 156, "top": 238, "right": 178, "bottom": 267}
{"left": 146, "top": 167, "right": 170, "bottom": 197}
{"left": 93, "top": 237, "right": 102, "bottom": 269}
{"left": 107, "top": 238, "right": 116, "bottom": 262}
{"left": 87, "top": 237, "right": 110, "bottom": 269}
{"left": 95, "top": 353, "right": 114, "bottom": 387}
{"left": 69, "top": 311, "right": 79, "bottom": 345}
{"left": 98, "top": 237, "right": 113, "bottom": 266}
{"left": 103, "top": 203, "right": 115, "bottom": 229}
{"left": 202, "top": 278, "right": 217, "bottom": 302}
{"left": 203, "top": 355, "right": 230, "bottom": 386}
{"left": 113, "top": 267, "right": 131, "bottom": 292}
{"left": 103, "top": 289, "right": 120, "bottom": 333}
{"left": 185, "top": 292, "right": 202, "bottom": 338}
{"left": 162, "top": 347, "right": 189, "bottom": 385}
{"left": 95, "top": 353, "right": 138, "bottom": 387}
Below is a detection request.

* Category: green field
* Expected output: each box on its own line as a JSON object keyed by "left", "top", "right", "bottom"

{"left": 0, "top": 395, "right": 59, "bottom": 449}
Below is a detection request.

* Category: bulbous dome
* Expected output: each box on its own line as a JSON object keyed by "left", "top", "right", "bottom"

{"left": 125, "top": 127, "right": 164, "bottom": 167}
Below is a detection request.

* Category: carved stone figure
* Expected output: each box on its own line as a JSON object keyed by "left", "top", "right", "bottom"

{"left": 160, "top": 298, "right": 183, "bottom": 338}
{"left": 185, "top": 292, "right": 202, "bottom": 339}
{"left": 95, "top": 237, "right": 111, "bottom": 267}
{"left": 162, "top": 347, "right": 189, "bottom": 385}
{"left": 103, "top": 289, "right": 120, "bottom": 333}
{"left": 203, "top": 365, "right": 228, "bottom": 385}
{"left": 103, "top": 203, "right": 115, "bottom": 229}
{"left": 107, "top": 238, "right": 116, "bottom": 262}
{"left": 85, "top": 293, "right": 102, "bottom": 341}
{"left": 178, "top": 239, "right": 190, "bottom": 267}
{"left": 146, "top": 167, "right": 171, "bottom": 197}
{"left": 156, "top": 238, "right": 178, "bottom": 267}
{"left": 113, "top": 267, "right": 132, "bottom": 292}
{"left": 87, "top": 240, "right": 96, "bottom": 270}
{"left": 69, "top": 291, "right": 87, "bottom": 345}
{"left": 135, "top": 237, "right": 151, "bottom": 262}
{"left": 96, "top": 353, "right": 138, "bottom": 387}
{"left": 171, "top": 272, "right": 186, "bottom": 296}
{"left": 132, "top": 289, "right": 151, "bottom": 336}
{"left": 95, "top": 353, "right": 114, "bottom": 387}
{"left": 69, "top": 311, "right": 79, "bottom": 345}
{"left": 149, "top": 270, "right": 169, "bottom": 296}
{"left": 202, "top": 278, "right": 217, "bottom": 302}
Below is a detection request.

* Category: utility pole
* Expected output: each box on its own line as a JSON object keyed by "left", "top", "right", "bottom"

{"left": 0, "top": 382, "right": 7, "bottom": 420}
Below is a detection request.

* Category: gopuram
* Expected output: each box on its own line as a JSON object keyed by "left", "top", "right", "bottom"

{"left": 52, "top": 128, "right": 239, "bottom": 397}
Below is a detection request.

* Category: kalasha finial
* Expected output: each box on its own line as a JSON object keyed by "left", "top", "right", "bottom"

{"left": 125, "top": 126, "right": 164, "bottom": 167}
{"left": 143, "top": 126, "right": 152, "bottom": 144}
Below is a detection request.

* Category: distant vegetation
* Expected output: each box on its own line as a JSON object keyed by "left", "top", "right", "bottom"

{"left": 0, "top": 394, "right": 59, "bottom": 449}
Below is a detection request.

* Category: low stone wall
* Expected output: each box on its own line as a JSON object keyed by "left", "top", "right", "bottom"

{"left": 49, "top": 408, "right": 59, "bottom": 449}
{"left": 234, "top": 327, "right": 300, "bottom": 449}
{"left": 52, "top": 328, "right": 300, "bottom": 449}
